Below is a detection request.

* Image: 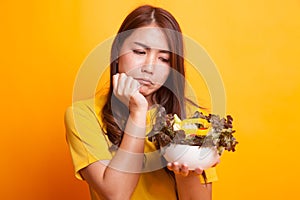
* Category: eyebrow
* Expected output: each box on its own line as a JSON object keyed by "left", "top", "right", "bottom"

{"left": 133, "top": 42, "right": 170, "bottom": 54}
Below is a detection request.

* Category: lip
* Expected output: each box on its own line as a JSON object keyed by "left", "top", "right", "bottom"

{"left": 134, "top": 78, "right": 154, "bottom": 85}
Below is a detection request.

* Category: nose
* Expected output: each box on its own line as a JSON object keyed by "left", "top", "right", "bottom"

{"left": 141, "top": 53, "right": 155, "bottom": 74}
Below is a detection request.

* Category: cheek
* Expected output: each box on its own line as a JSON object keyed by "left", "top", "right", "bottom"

{"left": 156, "top": 66, "right": 170, "bottom": 83}
{"left": 118, "top": 56, "right": 131, "bottom": 73}
{"left": 163, "top": 68, "right": 171, "bottom": 79}
{"left": 118, "top": 54, "right": 143, "bottom": 73}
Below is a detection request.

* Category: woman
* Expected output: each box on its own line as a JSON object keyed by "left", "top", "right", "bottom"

{"left": 65, "top": 5, "right": 218, "bottom": 200}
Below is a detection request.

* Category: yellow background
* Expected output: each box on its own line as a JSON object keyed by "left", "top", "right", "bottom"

{"left": 1, "top": 0, "right": 299, "bottom": 199}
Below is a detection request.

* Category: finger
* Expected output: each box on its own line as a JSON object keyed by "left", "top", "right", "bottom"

{"left": 130, "top": 79, "right": 141, "bottom": 97}
{"left": 180, "top": 164, "right": 189, "bottom": 176}
{"left": 112, "top": 73, "right": 119, "bottom": 94}
{"left": 130, "top": 78, "right": 140, "bottom": 90}
{"left": 124, "top": 75, "right": 133, "bottom": 96}
{"left": 167, "top": 163, "right": 172, "bottom": 171}
{"left": 117, "top": 73, "right": 127, "bottom": 94}
{"left": 125, "top": 76, "right": 140, "bottom": 99}
{"left": 194, "top": 167, "right": 203, "bottom": 175}
{"left": 172, "top": 162, "right": 180, "bottom": 174}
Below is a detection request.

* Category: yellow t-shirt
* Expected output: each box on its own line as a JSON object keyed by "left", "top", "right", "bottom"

{"left": 64, "top": 95, "right": 218, "bottom": 200}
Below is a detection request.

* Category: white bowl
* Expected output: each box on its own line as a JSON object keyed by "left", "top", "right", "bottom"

{"left": 162, "top": 144, "right": 220, "bottom": 170}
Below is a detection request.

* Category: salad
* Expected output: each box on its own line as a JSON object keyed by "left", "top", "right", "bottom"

{"left": 147, "top": 105, "right": 238, "bottom": 156}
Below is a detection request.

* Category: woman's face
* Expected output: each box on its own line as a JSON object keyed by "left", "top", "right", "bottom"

{"left": 118, "top": 25, "right": 171, "bottom": 98}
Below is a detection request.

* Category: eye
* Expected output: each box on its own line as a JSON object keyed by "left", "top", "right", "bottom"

{"left": 133, "top": 49, "right": 146, "bottom": 55}
{"left": 159, "top": 57, "right": 170, "bottom": 63}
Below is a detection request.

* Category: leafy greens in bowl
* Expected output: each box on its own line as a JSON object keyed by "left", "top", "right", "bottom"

{"left": 147, "top": 105, "right": 238, "bottom": 170}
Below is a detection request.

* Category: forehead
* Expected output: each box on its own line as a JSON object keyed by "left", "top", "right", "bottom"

{"left": 123, "top": 27, "right": 170, "bottom": 51}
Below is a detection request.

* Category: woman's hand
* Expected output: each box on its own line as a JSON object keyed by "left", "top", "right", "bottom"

{"left": 113, "top": 73, "right": 148, "bottom": 113}
{"left": 170, "top": 162, "right": 218, "bottom": 200}
{"left": 167, "top": 159, "right": 220, "bottom": 177}
{"left": 167, "top": 162, "right": 203, "bottom": 177}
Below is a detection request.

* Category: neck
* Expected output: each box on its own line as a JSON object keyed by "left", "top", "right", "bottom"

{"left": 145, "top": 94, "right": 155, "bottom": 109}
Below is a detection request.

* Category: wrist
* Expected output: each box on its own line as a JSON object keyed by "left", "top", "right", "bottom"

{"left": 124, "top": 112, "right": 147, "bottom": 139}
{"left": 175, "top": 173, "right": 200, "bottom": 183}
{"left": 129, "top": 110, "right": 147, "bottom": 124}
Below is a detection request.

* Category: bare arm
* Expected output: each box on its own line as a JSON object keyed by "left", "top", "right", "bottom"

{"left": 80, "top": 112, "right": 146, "bottom": 200}
{"left": 81, "top": 73, "right": 148, "bottom": 200}
{"left": 175, "top": 174, "right": 212, "bottom": 200}
{"left": 168, "top": 162, "right": 217, "bottom": 200}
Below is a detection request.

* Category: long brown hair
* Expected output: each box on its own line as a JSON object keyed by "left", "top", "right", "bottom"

{"left": 102, "top": 5, "right": 186, "bottom": 146}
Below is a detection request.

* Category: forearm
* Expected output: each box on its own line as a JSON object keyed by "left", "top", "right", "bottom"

{"left": 100, "top": 111, "right": 147, "bottom": 199}
{"left": 175, "top": 174, "right": 212, "bottom": 200}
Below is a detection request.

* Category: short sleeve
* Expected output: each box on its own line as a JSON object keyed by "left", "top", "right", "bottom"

{"left": 199, "top": 167, "right": 218, "bottom": 183}
{"left": 64, "top": 99, "right": 113, "bottom": 180}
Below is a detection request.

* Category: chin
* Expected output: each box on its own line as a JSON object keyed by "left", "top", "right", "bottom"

{"left": 139, "top": 86, "right": 156, "bottom": 97}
